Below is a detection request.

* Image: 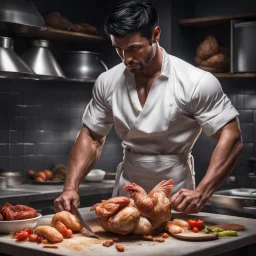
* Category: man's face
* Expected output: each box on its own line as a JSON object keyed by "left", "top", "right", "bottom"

{"left": 110, "top": 32, "right": 155, "bottom": 73}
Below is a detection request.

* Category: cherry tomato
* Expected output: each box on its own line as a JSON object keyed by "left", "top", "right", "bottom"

{"left": 22, "top": 228, "right": 33, "bottom": 235}
{"left": 64, "top": 229, "right": 73, "bottom": 238}
{"left": 15, "top": 231, "right": 29, "bottom": 241}
{"left": 36, "top": 235, "right": 44, "bottom": 243}
{"left": 29, "top": 234, "right": 38, "bottom": 242}
{"left": 192, "top": 227, "right": 199, "bottom": 233}
{"left": 188, "top": 219, "right": 204, "bottom": 230}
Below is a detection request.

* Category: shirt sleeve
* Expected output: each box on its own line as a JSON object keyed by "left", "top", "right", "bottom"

{"left": 82, "top": 74, "right": 113, "bottom": 136}
{"left": 190, "top": 72, "right": 239, "bottom": 136}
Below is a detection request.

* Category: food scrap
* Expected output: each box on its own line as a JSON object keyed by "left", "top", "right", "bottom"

{"left": 103, "top": 239, "right": 114, "bottom": 247}
{"left": 115, "top": 244, "right": 125, "bottom": 252}
{"left": 43, "top": 245, "right": 58, "bottom": 249}
{"left": 162, "top": 232, "right": 169, "bottom": 238}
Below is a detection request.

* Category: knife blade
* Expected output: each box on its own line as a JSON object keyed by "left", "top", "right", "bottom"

{"left": 71, "top": 204, "right": 99, "bottom": 239}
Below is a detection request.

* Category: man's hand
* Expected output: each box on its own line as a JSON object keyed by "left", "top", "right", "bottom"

{"left": 170, "top": 188, "right": 208, "bottom": 214}
{"left": 54, "top": 190, "right": 80, "bottom": 213}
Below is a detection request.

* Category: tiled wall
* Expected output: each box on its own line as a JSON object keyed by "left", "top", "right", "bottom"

{"left": 0, "top": 78, "right": 123, "bottom": 174}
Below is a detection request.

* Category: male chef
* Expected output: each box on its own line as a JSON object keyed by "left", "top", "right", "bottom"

{"left": 54, "top": 0, "right": 242, "bottom": 214}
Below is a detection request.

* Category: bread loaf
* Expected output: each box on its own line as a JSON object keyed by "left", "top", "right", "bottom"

{"left": 199, "top": 53, "right": 230, "bottom": 68}
{"left": 44, "top": 12, "right": 73, "bottom": 31}
{"left": 71, "top": 23, "right": 97, "bottom": 35}
{"left": 196, "top": 35, "right": 219, "bottom": 59}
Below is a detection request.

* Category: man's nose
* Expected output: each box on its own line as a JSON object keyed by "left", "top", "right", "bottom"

{"left": 123, "top": 50, "right": 133, "bottom": 64}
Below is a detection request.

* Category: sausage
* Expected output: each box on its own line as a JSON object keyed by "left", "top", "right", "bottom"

{"left": 34, "top": 226, "right": 63, "bottom": 243}
{"left": 165, "top": 221, "right": 182, "bottom": 235}
{"left": 172, "top": 219, "right": 189, "bottom": 228}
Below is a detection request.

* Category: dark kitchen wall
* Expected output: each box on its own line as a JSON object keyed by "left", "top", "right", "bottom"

{"left": 170, "top": 0, "right": 256, "bottom": 188}
{"left": 0, "top": 78, "right": 122, "bottom": 173}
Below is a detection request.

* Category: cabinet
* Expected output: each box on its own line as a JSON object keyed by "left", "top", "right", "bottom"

{"left": 178, "top": 12, "right": 256, "bottom": 78}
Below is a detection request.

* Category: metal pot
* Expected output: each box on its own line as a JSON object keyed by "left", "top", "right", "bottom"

{"left": 0, "top": 172, "right": 23, "bottom": 187}
{"left": 56, "top": 51, "right": 108, "bottom": 82}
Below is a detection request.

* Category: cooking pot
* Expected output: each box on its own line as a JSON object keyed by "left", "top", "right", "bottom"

{"left": 56, "top": 51, "right": 108, "bottom": 82}
{"left": 0, "top": 172, "right": 23, "bottom": 187}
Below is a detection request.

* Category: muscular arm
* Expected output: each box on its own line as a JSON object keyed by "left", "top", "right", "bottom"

{"left": 64, "top": 125, "right": 106, "bottom": 192}
{"left": 54, "top": 125, "right": 106, "bottom": 212}
{"left": 171, "top": 117, "right": 243, "bottom": 213}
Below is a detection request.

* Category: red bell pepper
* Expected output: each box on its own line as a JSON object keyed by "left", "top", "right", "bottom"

{"left": 188, "top": 219, "right": 204, "bottom": 231}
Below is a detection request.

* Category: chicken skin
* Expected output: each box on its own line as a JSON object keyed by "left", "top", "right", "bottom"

{"left": 123, "top": 179, "right": 174, "bottom": 230}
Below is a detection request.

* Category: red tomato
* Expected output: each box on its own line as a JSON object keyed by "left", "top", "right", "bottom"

{"left": 22, "top": 228, "right": 33, "bottom": 235}
{"left": 192, "top": 227, "right": 199, "bottom": 233}
{"left": 36, "top": 235, "right": 44, "bottom": 243}
{"left": 188, "top": 219, "right": 204, "bottom": 230}
{"left": 15, "top": 231, "right": 29, "bottom": 241}
{"left": 29, "top": 234, "right": 38, "bottom": 242}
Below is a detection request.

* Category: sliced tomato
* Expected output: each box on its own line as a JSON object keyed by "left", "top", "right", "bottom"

{"left": 15, "top": 231, "right": 29, "bottom": 241}
{"left": 188, "top": 219, "right": 204, "bottom": 230}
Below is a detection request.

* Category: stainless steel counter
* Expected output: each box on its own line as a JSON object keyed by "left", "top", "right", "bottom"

{"left": 0, "top": 208, "right": 256, "bottom": 256}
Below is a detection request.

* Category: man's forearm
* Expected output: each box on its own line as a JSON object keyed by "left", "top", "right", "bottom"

{"left": 64, "top": 127, "right": 105, "bottom": 192}
{"left": 196, "top": 119, "right": 243, "bottom": 199}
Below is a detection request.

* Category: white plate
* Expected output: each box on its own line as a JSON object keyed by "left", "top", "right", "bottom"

{"left": 0, "top": 213, "right": 42, "bottom": 233}
{"left": 85, "top": 169, "right": 106, "bottom": 182}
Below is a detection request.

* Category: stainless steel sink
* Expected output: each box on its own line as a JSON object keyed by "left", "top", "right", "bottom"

{"left": 214, "top": 188, "right": 256, "bottom": 198}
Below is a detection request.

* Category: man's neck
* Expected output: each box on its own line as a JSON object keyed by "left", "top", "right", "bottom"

{"left": 138, "top": 44, "right": 163, "bottom": 79}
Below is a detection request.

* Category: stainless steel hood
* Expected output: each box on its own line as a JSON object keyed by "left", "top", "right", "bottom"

{"left": 0, "top": 36, "right": 36, "bottom": 78}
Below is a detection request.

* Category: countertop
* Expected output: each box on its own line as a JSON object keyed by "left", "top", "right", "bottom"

{"left": 0, "top": 208, "right": 256, "bottom": 256}
{"left": 0, "top": 180, "right": 115, "bottom": 205}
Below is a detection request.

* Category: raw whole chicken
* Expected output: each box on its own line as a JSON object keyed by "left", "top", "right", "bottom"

{"left": 91, "top": 196, "right": 143, "bottom": 235}
{"left": 123, "top": 179, "right": 174, "bottom": 230}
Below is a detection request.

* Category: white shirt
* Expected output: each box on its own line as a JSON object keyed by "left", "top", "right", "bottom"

{"left": 82, "top": 48, "right": 239, "bottom": 155}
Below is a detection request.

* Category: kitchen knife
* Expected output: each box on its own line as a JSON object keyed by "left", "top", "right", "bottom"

{"left": 71, "top": 203, "right": 99, "bottom": 239}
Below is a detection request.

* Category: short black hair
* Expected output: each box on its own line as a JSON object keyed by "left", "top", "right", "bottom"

{"left": 104, "top": 0, "right": 159, "bottom": 40}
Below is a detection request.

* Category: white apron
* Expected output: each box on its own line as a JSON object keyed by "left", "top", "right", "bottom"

{"left": 112, "top": 150, "right": 195, "bottom": 197}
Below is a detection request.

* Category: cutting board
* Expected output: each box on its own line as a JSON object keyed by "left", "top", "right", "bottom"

{"left": 171, "top": 230, "right": 218, "bottom": 241}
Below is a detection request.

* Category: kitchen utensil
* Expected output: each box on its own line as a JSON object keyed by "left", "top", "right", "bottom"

{"left": 21, "top": 39, "right": 65, "bottom": 79}
{"left": 85, "top": 169, "right": 106, "bottom": 182}
{"left": 0, "top": 213, "right": 42, "bottom": 234}
{"left": 210, "top": 224, "right": 245, "bottom": 231}
{"left": 70, "top": 204, "right": 99, "bottom": 239}
{"left": 171, "top": 230, "right": 218, "bottom": 241}
{"left": 0, "top": 0, "right": 47, "bottom": 33}
{"left": 0, "top": 177, "right": 7, "bottom": 190}
{"left": 56, "top": 51, "right": 108, "bottom": 82}
{"left": 231, "top": 20, "right": 256, "bottom": 73}
{"left": 0, "top": 172, "right": 23, "bottom": 187}
{"left": 0, "top": 36, "right": 36, "bottom": 78}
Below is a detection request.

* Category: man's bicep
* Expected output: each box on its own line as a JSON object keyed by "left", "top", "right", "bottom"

{"left": 80, "top": 125, "right": 106, "bottom": 145}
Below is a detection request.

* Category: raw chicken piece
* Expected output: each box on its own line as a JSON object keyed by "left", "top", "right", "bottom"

{"left": 90, "top": 196, "right": 132, "bottom": 218}
{"left": 132, "top": 216, "right": 152, "bottom": 235}
{"left": 34, "top": 226, "right": 63, "bottom": 243}
{"left": 91, "top": 197, "right": 140, "bottom": 235}
{"left": 123, "top": 180, "right": 174, "bottom": 230}
{"left": 97, "top": 206, "right": 140, "bottom": 235}
{"left": 51, "top": 211, "right": 83, "bottom": 232}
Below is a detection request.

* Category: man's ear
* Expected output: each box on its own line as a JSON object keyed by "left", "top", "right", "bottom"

{"left": 152, "top": 26, "right": 161, "bottom": 43}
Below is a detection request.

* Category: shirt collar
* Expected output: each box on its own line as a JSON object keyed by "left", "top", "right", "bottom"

{"left": 123, "top": 46, "right": 171, "bottom": 79}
